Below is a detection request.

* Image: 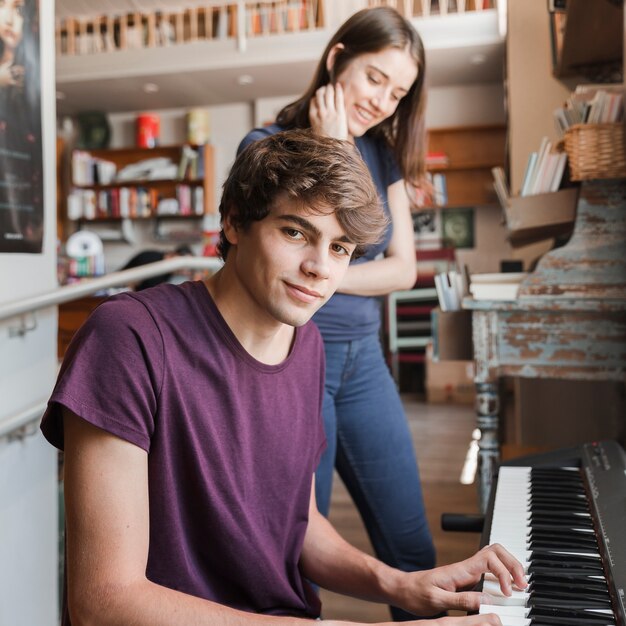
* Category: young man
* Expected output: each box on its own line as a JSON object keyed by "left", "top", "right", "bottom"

{"left": 42, "top": 130, "right": 524, "bottom": 625}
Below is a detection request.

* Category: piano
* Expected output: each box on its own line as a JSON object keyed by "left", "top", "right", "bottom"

{"left": 478, "top": 440, "right": 626, "bottom": 626}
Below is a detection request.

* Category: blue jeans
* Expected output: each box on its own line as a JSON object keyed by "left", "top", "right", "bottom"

{"left": 315, "top": 334, "right": 436, "bottom": 621}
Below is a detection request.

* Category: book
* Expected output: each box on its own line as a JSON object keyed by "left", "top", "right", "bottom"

{"left": 520, "top": 152, "right": 538, "bottom": 196}
{"left": 469, "top": 272, "right": 528, "bottom": 301}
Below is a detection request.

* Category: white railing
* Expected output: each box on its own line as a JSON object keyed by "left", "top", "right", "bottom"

{"left": 0, "top": 402, "right": 48, "bottom": 441}
{"left": 0, "top": 256, "right": 222, "bottom": 322}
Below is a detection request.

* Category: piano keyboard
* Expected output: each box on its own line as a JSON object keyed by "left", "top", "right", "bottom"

{"left": 478, "top": 441, "right": 626, "bottom": 626}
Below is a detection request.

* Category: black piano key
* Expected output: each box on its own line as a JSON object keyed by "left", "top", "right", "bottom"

{"left": 529, "top": 619, "right": 615, "bottom": 626}
{"left": 528, "top": 557, "right": 604, "bottom": 573}
{"left": 528, "top": 607, "right": 616, "bottom": 625}
{"left": 529, "top": 529, "right": 598, "bottom": 544}
{"left": 528, "top": 572, "right": 608, "bottom": 588}
{"left": 530, "top": 483, "right": 585, "bottom": 491}
{"left": 530, "top": 548, "right": 601, "bottom": 561}
{"left": 529, "top": 565, "right": 607, "bottom": 576}
{"left": 529, "top": 508, "right": 591, "bottom": 518}
{"left": 530, "top": 522, "right": 597, "bottom": 533}
{"left": 529, "top": 500, "right": 590, "bottom": 512}
{"left": 529, "top": 515, "right": 594, "bottom": 528}
{"left": 530, "top": 581, "right": 611, "bottom": 599}
{"left": 529, "top": 592, "right": 613, "bottom": 608}
{"left": 529, "top": 539, "right": 600, "bottom": 553}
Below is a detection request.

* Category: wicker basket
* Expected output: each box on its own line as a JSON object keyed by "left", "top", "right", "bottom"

{"left": 563, "top": 123, "right": 626, "bottom": 181}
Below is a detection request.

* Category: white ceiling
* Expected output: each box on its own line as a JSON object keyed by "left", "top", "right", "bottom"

{"left": 54, "top": 4, "right": 506, "bottom": 115}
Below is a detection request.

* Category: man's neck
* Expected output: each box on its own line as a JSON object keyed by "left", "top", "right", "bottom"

{"left": 204, "top": 269, "right": 295, "bottom": 366}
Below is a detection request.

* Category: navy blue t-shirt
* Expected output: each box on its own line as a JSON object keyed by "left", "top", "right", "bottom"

{"left": 238, "top": 125, "right": 401, "bottom": 341}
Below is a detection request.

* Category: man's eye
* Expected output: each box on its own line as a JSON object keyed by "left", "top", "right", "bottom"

{"left": 283, "top": 228, "right": 303, "bottom": 240}
{"left": 332, "top": 243, "right": 351, "bottom": 257}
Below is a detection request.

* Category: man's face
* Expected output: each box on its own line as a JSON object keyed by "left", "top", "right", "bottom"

{"left": 225, "top": 194, "right": 356, "bottom": 329}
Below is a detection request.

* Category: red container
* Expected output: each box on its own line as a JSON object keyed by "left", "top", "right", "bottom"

{"left": 136, "top": 113, "right": 160, "bottom": 148}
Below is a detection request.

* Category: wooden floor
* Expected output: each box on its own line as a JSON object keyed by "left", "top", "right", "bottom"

{"left": 318, "top": 394, "right": 482, "bottom": 622}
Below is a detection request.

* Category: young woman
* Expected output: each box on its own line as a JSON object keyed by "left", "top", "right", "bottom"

{"left": 238, "top": 8, "right": 435, "bottom": 620}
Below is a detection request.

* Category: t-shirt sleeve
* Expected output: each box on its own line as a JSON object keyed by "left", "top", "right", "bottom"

{"left": 40, "top": 295, "right": 164, "bottom": 453}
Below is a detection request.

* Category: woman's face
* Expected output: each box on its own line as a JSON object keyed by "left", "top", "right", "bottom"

{"left": 0, "top": 0, "right": 24, "bottom": 52}
{"left": 334, "top": 46, "right": 418, "bottom": 138}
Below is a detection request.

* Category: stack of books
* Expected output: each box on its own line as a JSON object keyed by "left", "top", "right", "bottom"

{"left": 553, "top": 85, "right": 624, "bottom": 135}
{"left": 469, "top": 272, "right": 528, "bottom": 301}
{"left": 518, "top": 137, "right": 568, "bottom": 197}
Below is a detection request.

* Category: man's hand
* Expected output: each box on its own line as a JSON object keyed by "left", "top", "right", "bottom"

{"left": 309, "top": 83, "right": 349, "bottom": 140}
{"left": 392, "top": 544, "right": 526, "bottom": 618}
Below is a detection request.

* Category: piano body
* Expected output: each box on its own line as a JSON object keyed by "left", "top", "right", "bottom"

{"left": 464, "top": 179, "right": 626, "bottom": 512}
{"left": 478, "top": 440, "right": 626, "bottom": 626}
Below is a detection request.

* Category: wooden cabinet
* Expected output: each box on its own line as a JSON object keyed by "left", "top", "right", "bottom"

{"left": 426, "top": 125, "right": 506, "bottom": 207}
{"left": 67, "top": 143, "right": 215, "bottom": 226}
{"left": 549, "top": 0, "right": 623, "bottom": 83}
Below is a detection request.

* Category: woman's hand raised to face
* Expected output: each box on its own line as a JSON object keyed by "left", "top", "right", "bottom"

{"left": 309, "top": 83, "right": 349, "bottom": 141}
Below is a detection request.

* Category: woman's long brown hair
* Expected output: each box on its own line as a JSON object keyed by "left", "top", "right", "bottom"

{"left": 277, "top": 7, "right": 428, "bottom": 192}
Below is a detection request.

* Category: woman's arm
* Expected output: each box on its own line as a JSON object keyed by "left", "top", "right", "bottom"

{"left": 337, "top": 178, "right": 417, "bottom": 296}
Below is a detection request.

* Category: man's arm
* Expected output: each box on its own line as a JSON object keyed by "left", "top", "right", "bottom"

{"left": 62, "top": 409, "right": 319, "bottom": 626}
{"left": 300, "top": 478, "right": 526, "bottom": 620}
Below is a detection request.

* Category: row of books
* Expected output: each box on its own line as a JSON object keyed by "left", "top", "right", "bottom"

{"left": 434, "top": 268, "right": 468, "bottom": 311}
{"left": 553, "top": 85, "right": 624, "bottom": 135}
{"left": 56, "top": 1, "right": 323, "bottom": 56}
{"left": 374, "top": 0, "right": 495, "bottom": 18}
{"left": 66, "top": 254, "right": 106, "bottom": 279}
{"left": 518, "top": 137, "right": 568, "bottom": 197}
{"left": 67, "top": 185, "right": 204, "bottom": 221}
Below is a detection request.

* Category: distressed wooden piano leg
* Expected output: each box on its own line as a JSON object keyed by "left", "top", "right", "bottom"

{"left": 476, "top": 381, "right": 500, "bottom": 513}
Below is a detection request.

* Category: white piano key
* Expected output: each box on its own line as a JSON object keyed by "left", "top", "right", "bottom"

{"left": 478, "top": 606, "right": 530, "bottom": 626}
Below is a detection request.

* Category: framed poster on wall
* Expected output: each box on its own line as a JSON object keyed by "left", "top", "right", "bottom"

{"left": 0, "top": 0, "right": 43, "bottom": 253}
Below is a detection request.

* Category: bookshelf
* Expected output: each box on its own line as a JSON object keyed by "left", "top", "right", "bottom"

{"left": 67, "top": 144, "right": 215, "bottom": 228}
{"left": 425, "top": 125, "right": 506, "bottom": 207}
{"left": 55, "top": 1, "right": 325, "bottom": 57}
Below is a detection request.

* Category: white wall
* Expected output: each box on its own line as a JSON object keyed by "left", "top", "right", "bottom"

{"left": 0, "top": 1, "right": 59, "bottom": 624}
{"left": 426, "top": 83, "right": 506, "bottom": 128}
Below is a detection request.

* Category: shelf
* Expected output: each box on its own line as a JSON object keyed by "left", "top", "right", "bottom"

{"left": 424, "top": 125, "right": 506, "bottom": 208}
{"left": 78, "top": 214, "right": 202, "bottom": 223}
{"left": 73, "top": 178, "right": 205, "bottom": 191}
{"left": 68, "top": 143, "right": 215, "bottom": 221}
{"left": 427, "top": 160, "right": 502, "bottom": 173}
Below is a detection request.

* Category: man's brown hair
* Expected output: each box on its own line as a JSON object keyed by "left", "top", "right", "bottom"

{"left": 218, "top": 129, "right": 387, "bottom": 259}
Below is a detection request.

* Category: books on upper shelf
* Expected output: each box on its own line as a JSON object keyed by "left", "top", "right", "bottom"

{"left": 56, "top": 1, "right": 325, "bottom": 56}
{"left": 469, "top": 272, "right": 528, "bottom": 301}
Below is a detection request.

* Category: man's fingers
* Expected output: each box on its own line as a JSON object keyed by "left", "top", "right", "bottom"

{"left": 483, "top": 544, "right": 527, "bottom": 593}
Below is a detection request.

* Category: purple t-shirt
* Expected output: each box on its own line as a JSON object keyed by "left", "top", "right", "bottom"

{"left": 41, "top": 281, "right": 326, "bottom": 620}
